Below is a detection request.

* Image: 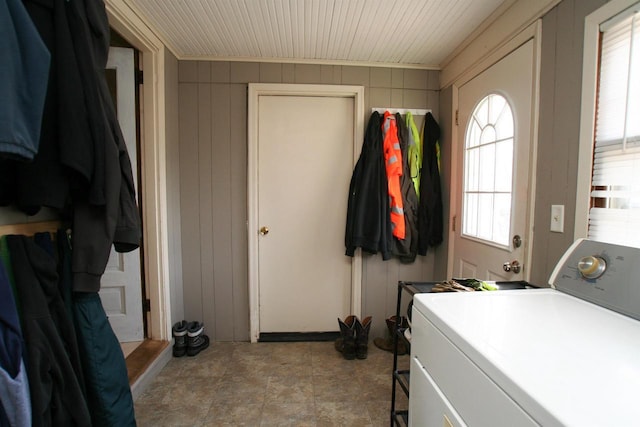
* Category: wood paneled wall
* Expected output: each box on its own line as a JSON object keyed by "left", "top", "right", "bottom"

{"left": 177, "top": 62, "right": 441, "bottom": 341}
{"left": 530, "top": 0, "right": 607, "bottom": 286}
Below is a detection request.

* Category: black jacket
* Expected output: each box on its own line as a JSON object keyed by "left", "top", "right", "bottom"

{"left": 7, "top": 235, "right": 91, "bottom": 427}
{"left": 418, "top": 112, "right": 444, "bottom": 255}
{"left": 345, "top": 112, "right": 392, "bottom": 260}
{"left": 3, "top": 0, "right": 141, "bottom": 292}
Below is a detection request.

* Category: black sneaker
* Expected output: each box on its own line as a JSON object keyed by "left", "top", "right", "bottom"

{"left": 172, "top": 320, "right": 188, "bottom": 357}
{"left": 186, "top": 321, "right": 210, "bottom": 356}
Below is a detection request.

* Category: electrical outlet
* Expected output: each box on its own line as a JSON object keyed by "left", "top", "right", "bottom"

{"left": 551, "top": 205, "right": 564, "bottom": 233}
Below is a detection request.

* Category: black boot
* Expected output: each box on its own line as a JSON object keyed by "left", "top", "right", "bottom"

{"left": 373, "top": 316, "right": 407, "bottom": 355}
{"left": 186, "top": 321, "right": 210, "bottom": 356}
{"left": 355, "top": 316, "right": 372, "bottom": 359}
{"left": 172, "top": 320, "right": 188, "bottom": 357}
{"left": 335, "top": 315, "right": 356, "bottom": 360}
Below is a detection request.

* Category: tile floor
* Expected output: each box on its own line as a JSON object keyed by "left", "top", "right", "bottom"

{"left": 134, "top": 341, "right": 410, "bottom": 426}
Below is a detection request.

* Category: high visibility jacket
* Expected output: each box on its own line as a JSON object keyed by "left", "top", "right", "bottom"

{"left": 406, "top": 112, "right": 422, "bottom": 197}
{"left": 392, "top": 113, "right": 419, "bottom": 263}
{"left": 382, "top": 111, "right": 405, "bottom": 239}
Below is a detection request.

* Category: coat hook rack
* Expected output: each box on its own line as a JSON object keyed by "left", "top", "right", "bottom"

{"left": 371, "top": 107, "right": 431, "bottom": 115}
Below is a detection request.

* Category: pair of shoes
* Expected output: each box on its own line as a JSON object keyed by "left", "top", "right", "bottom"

{"left": 334, "top": 315, "right": 372, "bottom": 360}
{"left": 172, "top": 320, "right": 210, "bottom": 357}
{"left": 373, "top": 315, "right": 408, "bottom": 355}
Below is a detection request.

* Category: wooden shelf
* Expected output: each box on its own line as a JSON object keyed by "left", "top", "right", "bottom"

{"left": 0, "top": 220, "right": 64, "bottom": 236}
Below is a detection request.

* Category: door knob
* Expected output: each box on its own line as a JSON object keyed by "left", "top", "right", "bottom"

{"left": 259, "top": 226, "right": 269, "bottom": 236}
{"left": 503, "top": 260, "right": 521, "bottom": 274}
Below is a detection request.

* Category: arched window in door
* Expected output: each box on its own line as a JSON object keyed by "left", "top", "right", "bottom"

{"left": 463, "top": 93, "right": 514, "bottom": 247}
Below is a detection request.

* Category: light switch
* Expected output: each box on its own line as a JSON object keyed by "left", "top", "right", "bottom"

{"left": 551, "top": 205, "right": 564, "bottom": 233}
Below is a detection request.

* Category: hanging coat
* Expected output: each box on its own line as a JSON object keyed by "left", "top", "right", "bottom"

{"left": 345, "top": 112, "right": 392, "bottom": 260}
{"left": 0, "top": 0, "right": 50, "bottom": 161}
{"left": 1, "top": 0, "right": 94, "bottom": 213}
{"left": 418, "top": 112, "right": 444, "bottom": 255}
{"left": 0, "top": 260, "right": 31, "bottom": 427}
{"left": 382, "top": 111, "right": 405, "bottom": 239}
{"left": 4, "top": 0, "right": 142, "bottom": 293}
{"left": 392, "top": 113, "right": 419, "bottom": 263}
{"left": 405, "top": 112, "right": 422, "bottom": 197}
{"left": 6, "top": 235, "right": 91, "bottom": 427}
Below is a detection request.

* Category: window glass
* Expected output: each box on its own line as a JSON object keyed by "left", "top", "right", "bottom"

{"left": 589, "top": 9, "right": 640, "bottom": 248}
{"left": 462, "top": 93, "right": 514, "bottom": 246}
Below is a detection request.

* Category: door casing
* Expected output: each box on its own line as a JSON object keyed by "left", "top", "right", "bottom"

{"left": 106, "top": 0, "right": 172, "bottom": 342}
{"left": 247, "top": 83, "right": 364, "bottom": 343}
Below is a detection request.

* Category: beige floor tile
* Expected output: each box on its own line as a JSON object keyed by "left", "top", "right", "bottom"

{"left": 313, "top": 373, "right": 365, "bottom": 403}
{"left": 315, "top": 401, "right": 373, "bottom": 426}
{"left": 365, "top": 401, "right": 393, "bottom": 427}
{"left": 202, "top": 402, "right": 264, "bottom": 426}
{"left": 260, "top": 402, "right": 317, "bottom": 426}
{"left": 132, "top": 402, "right": 167, "bottom": 426}
{"left": 269, "top": 361, "right": 314, "bottom": 377}
{"left": 134, "top": 340, "right": 404, "bottom": 426}
{"left": 211, "top": 373, "right": 269, "bottom": 405}
{"left": 357, "top": 373, "right": 393, "bottom": 402}
{"left": 265, "top": 374, "right": 315, "bottom": 404}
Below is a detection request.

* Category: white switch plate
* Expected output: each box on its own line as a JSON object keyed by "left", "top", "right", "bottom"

{"left": 551, "top": 205, "right": 564, "bottom": 233}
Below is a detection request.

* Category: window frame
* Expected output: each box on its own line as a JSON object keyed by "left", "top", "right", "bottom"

{"left": 575, "top": 0, "right": 640, "bottom": 239}
{"left": 461, "top": 92, "right": 515, "bottom": 248}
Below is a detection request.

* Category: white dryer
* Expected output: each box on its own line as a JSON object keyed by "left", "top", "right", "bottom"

{"left": 409, "top": 239, "right": 640, "bottom": 426}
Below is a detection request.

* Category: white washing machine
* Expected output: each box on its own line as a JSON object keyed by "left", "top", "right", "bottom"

{"left": 409, "top": 239, "right": 640, "bottom": 426}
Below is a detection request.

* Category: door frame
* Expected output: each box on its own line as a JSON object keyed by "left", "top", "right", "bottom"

{"left": 247, "top": 83, "right": 364, "bottom": 343}
{"left": 447, "top": 21, "right": 542, "bottom": 282}
{"left": 106, "top": 0, "right": 172, "bottom": 341}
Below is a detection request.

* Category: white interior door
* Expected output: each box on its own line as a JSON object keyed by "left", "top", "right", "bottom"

{"left": 256, "top": 94, "right": 355, "bottom": 335}
{"left": 452, "top": 40, "right": 536, "bottom": 281}
{"left": 100, "top": 47, "right": 143, "bottom": 342}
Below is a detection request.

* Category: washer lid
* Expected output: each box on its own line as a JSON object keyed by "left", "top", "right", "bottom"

{"left": 413, "top": 289, "right": 640, "bottom": 426}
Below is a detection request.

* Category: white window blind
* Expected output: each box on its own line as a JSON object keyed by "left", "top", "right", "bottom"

{"left": 590, "top": 8, "right": 640, "bottom": 248}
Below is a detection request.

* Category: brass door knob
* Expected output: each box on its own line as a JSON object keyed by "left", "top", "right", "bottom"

{"left": 259, "top": 226, "right": 269, "bottom": 235}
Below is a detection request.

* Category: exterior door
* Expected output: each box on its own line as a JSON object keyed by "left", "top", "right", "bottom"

{"left": 452, "top": 40, "right": 536, "bottom": 281}
{"left": 255, "top": 94, "right": 355, "bottom": 336}
{"left": 100, "top": 47, "right": 144, "bottom": 342}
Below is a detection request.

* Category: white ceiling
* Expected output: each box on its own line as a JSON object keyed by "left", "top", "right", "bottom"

{"left": 127, "top": 0, "right": 508, "bottom": 69}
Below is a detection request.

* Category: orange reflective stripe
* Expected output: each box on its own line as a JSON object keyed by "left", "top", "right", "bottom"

{"left": 382, "top": 111, "right": 405, "bottom": 239}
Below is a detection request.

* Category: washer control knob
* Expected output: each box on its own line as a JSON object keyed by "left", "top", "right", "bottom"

{"left": 578, "top": 256, "right": 607, "bottom": 279}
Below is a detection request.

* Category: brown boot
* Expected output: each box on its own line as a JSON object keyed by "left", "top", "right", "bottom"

{"left": 373, "top": 316, "right": 407, "bottom": 355}
{"left": 335, "top": 315, "right": 356, "bottom": 360}
{"left": 355, "top": 316, "right": 372, "bottom": 359}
